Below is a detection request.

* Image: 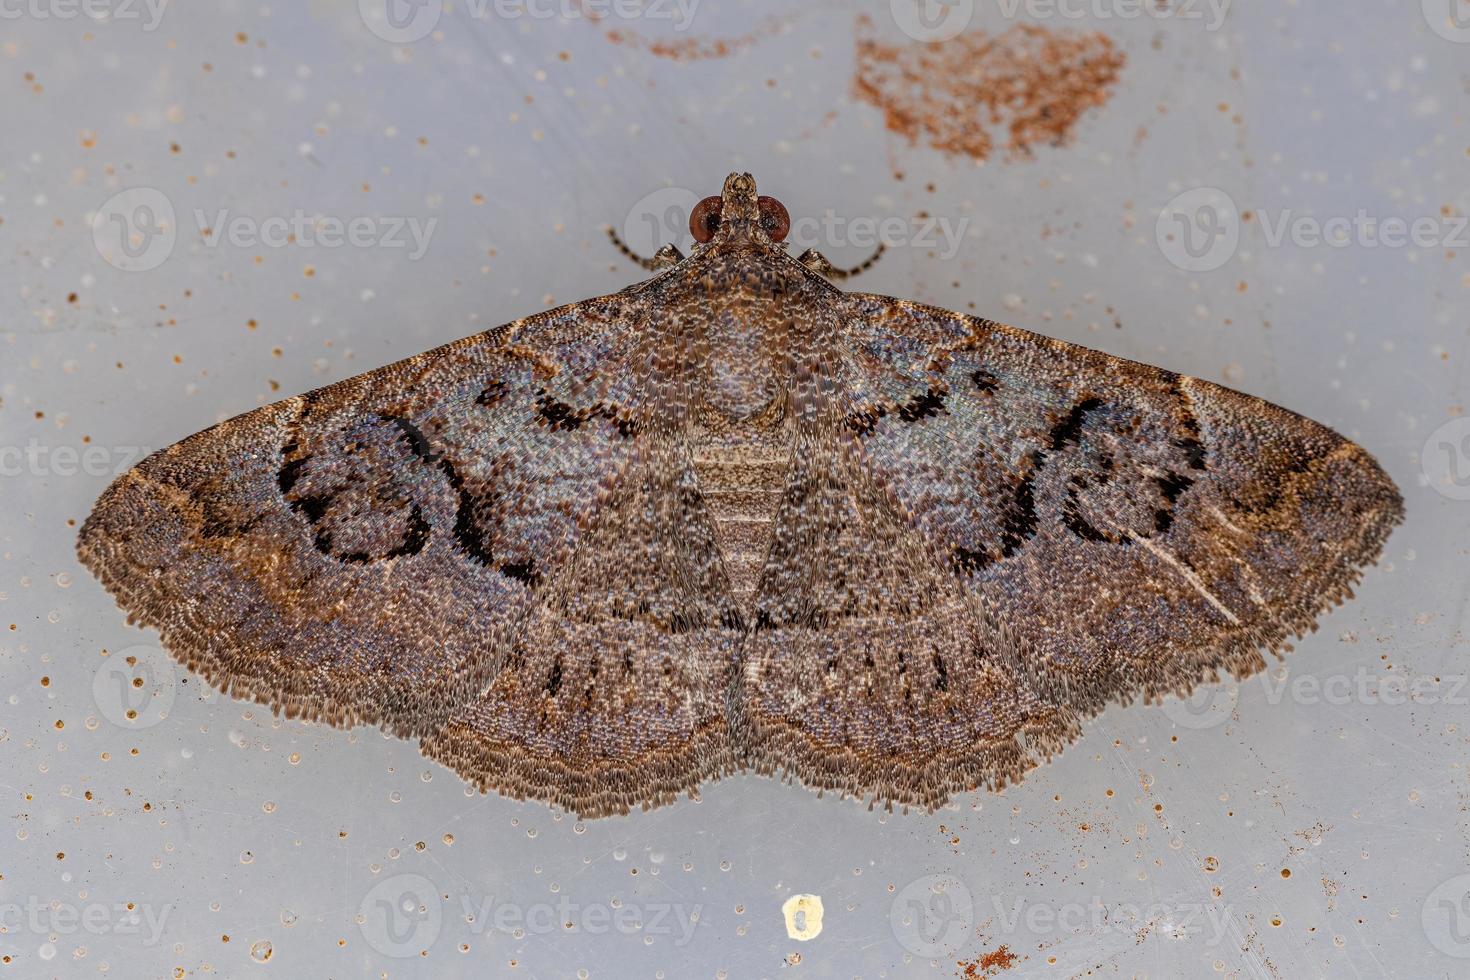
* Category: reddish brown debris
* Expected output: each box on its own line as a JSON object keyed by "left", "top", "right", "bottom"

{"left": 853, "top": 15, "right": 1126, "bottom": 162}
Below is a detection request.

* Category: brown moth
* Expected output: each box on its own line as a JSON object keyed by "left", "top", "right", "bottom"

{"left": 78, "top": 173, "right": 1403, "bottom": 818}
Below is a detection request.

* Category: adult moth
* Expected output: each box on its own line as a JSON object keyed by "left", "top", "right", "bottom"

{"left": 79, "top": 173, "right": 1402, "bottom": 817}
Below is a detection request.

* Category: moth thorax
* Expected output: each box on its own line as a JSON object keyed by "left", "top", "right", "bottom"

{"left": 701, "top": 308, "right": 783, "bottom": 422}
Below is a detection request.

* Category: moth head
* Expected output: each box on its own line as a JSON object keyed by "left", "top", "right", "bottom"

{"left": 690, "top": 172, "right": 790, "bottom": 245}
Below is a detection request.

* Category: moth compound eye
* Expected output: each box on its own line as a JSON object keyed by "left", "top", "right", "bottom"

{"left": 689, "top": 196, "right": 723, "bottom": 243}
{"left": 757, "top": 196, "right": 790, "bottom": 242}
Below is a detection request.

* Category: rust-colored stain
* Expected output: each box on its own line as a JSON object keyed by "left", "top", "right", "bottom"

{"left": 603, "top": 16, "right": 787, "bottom": 62}
{"left": 853, "top": 15, "right": 1125, "bottom": 162}
{"left": 959, "top": 944, "right": 1019, "bottom": 977}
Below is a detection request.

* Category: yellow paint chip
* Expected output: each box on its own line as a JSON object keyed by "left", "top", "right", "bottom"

{"left": 782, "top": 893, "right": 823, "bottom": 941}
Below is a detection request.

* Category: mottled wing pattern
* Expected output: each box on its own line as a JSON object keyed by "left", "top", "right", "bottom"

{"left": 421, "top": 433, "right": 744, "bottom": 816}
{"left": 80, "top": 171, "right": 1404, "bottom": 819}
{"left": 739, "top": 294, "right": 1401, "bottom": 810}
{"left": 78, "top": 297, "right": 654, "bottom": 743}
{"left": 845, "top": 296, "right": 1403, "bottom": 711}
{"left": 736, "top": 422, "right": 1079, "bottom": 808}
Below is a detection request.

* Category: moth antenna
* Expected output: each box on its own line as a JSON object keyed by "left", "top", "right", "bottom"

{"left": 605, "top": 226, "right": 685, "bottom": 271}
{"left": 797, "top": 243, "right": 886, "bottom": 280}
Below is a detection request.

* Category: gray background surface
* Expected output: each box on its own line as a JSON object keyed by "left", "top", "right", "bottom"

{"left": 2, "top": 0, "right": 1468, "bottom": 977}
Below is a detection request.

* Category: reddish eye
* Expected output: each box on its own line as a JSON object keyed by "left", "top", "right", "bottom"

{"left": 689, "top": 196, "right": 723, "bottom": 243}
{"left": 758, "top": 196, "right": 790, "bottom": 241}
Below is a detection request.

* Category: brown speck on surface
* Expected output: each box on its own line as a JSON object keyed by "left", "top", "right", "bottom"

{"left": 959, "top": 944, "right": 1018, "bottom": 977}
{"left": 603, "top": 15, "right": 787, "bottom": 62}
{"left": 852, "top": 15, "right": 1125, "bottom": 162}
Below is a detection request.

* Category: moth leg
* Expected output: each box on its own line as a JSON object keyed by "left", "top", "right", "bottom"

{"left": 606, "top": 227, "right": 686, "bottom": 270}
{"left": 797, "top": 243, "right": 885, "bottom": 280}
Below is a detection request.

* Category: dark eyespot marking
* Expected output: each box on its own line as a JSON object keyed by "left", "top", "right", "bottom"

{"left": 386, "top": 507, "right": 432, "bottom": 558}
{"left": 1062, "top": 480, "right": 1112, "bottom": 543}
{"left": 1047, "top": 397, "right": 1104, "bottom": 451}
{"left": 603, "top": 411, "right": 639, "bottom": 438}
{"left": 897, "top": 387, "right": 947, "bottom": 423}
{"left": 536, "top": 396, "right": 584, "bottom": 432}
{"left": 389, "top": 415, "right": 440, "bottom": 462}
{"left": 932, "top": 651, "right": 949, "bottom": 692}
{"left": 499, "top": 558, "right": 540, "bottom": 586}
{"left": 999, "top": 450, "right": 1041, "bottom": 556}
{"left": 953, "top": 449, "right": 1042, "bottom": 574}
{"left": 534, "top": 393, "right": 638, "bottom": 437}
{"left": 293, "top": 493, "right": 331, "bottom": 524}
{"left": 846, "top": 405, "right": 885, "bottom": 436}
{"left": 1156, "top": 471, "right": 1194, "bottom": 507}
{"left": 277, "top": 454, "right": 307, "bottom": 496}
{"left": 476, "top": 379, "right": 507, "bottom": 408}
{"left": 846, "top": 386, "right": 947, "bottom": 436}
{"left": 971, "top": 370, "right": 999, "bottom": 393}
